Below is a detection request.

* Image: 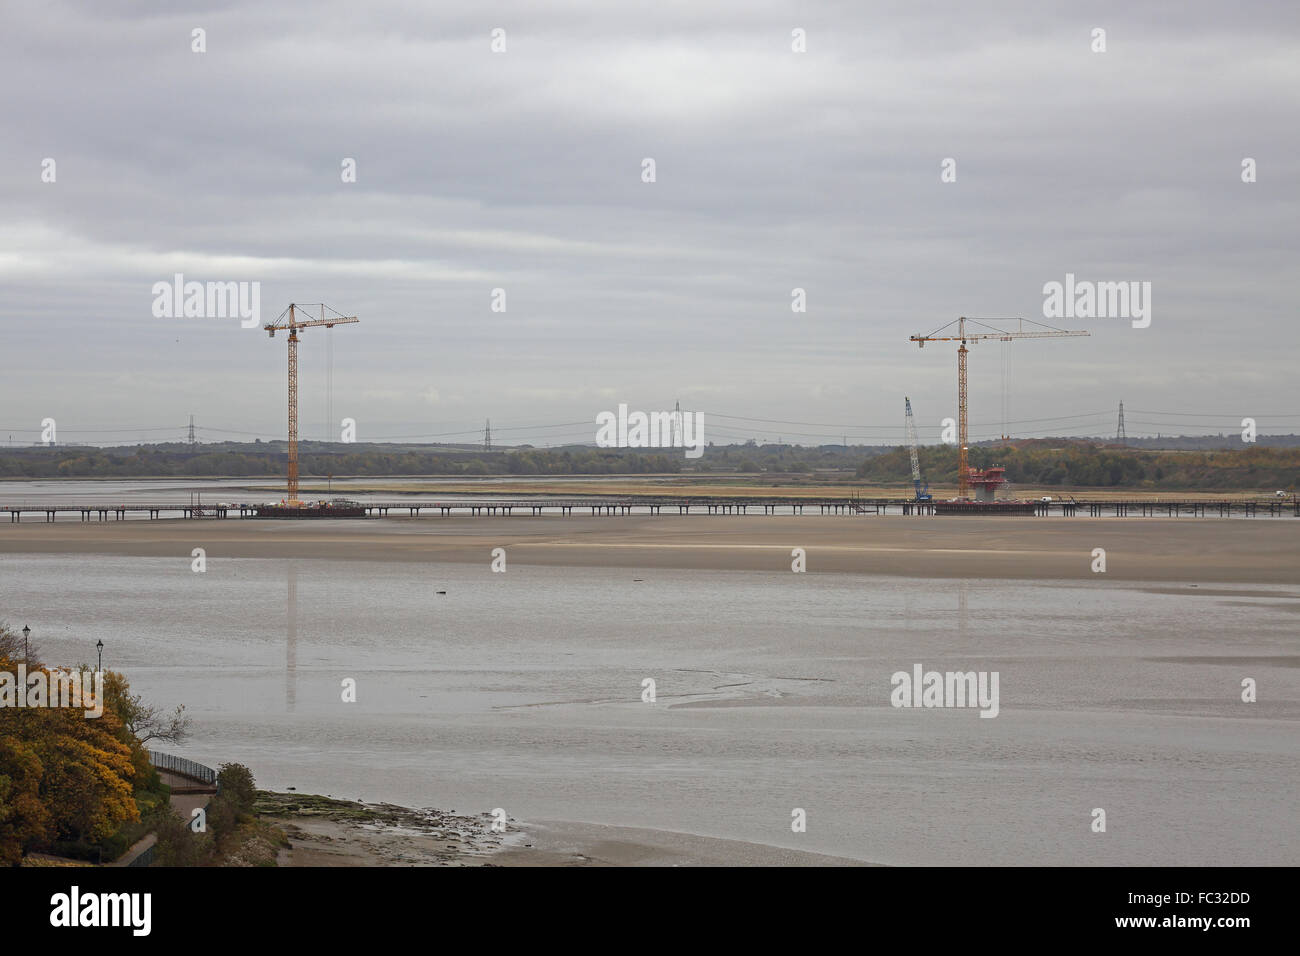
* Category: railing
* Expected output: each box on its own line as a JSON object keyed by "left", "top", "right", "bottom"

{"left": 148, "top": 750, "right": 217, "bottom": 786}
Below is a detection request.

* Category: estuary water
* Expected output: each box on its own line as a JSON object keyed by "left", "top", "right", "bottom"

{"left": 2, "top": 550, "right": 1296, "bottom": 865}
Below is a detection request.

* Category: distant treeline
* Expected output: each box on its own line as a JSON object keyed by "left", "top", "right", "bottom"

{"left": 1, "top": 439, "right": 1297, "bottom": 490}
{"left": 857, "top": 442, "right": 1300, "bottom": 491}
{"left": 0, "top": 442, "right": 689, "bottom": 478}
{"left": 1090, "top": 434, "right": 1300, "bottom": 451}
{"left": 0, "top": 440, "right": 872, "bottom": 479}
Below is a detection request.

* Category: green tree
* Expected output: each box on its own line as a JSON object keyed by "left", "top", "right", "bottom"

{"left": 216, "top": 763, "right": 257, "bottom": 815}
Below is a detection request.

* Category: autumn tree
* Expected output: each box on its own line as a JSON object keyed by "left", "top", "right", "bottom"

{"left": 27, "top": 686, "right": 139, "bottom": 847}
{"left": 0, "top": 736, "right": 49, "bottom": 866}
{"left": 0, "top": 655, "right": 141, "bottom": 859}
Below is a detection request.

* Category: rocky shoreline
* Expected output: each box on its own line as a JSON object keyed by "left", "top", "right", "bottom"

{"left": 255, "top": 792, "right": 518, "bottom": 866}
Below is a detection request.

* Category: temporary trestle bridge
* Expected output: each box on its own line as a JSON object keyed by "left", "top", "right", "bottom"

{"left": 3, "top": 495, "right": 1296, "bottom": 522}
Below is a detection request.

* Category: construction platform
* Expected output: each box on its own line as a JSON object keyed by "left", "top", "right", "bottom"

{"left": 253, "top": 500, "right": 367, "bottom": 519}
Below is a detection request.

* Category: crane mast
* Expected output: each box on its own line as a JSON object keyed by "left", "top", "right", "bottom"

{"left": 264, "top": 303, "right": 359, "bottom": 504}
{"left": 910, "top": 317, "right": 1088, "bottom": 499}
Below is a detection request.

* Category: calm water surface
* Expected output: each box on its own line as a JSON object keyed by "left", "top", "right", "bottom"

{"left": 2, "top": 551, "right": 1296, "bottom": 865}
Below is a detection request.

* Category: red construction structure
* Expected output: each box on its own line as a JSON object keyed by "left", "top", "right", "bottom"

{"left": 968, "top": 466, "right": 1007, "bottom": 502}
{"left": 933, "top": 464, "right": 1036, "bottom": 514}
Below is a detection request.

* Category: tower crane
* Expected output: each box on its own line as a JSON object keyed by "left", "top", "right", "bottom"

{"left": 904, "top": 396, "right": 931, "bottom": 501}
{"left": 910, "top": 317, "right": 1088, "bottom": 499}
{"left": 264, "top": 303, "right": 359, "bottom": 504}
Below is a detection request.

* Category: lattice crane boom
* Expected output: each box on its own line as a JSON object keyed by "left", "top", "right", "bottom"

{"left": 904, "top": 396, "right": 930, "bottom": 500}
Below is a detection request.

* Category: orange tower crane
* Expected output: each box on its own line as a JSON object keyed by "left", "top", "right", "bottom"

{"left": 910, "top": 317, "right": 1088, "bottom": 499}
{"left": 264, "top": 303, "right": 359, "bottom": 504}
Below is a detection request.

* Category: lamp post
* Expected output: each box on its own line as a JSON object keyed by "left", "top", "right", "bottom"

{"left": 21, "top": 625, "right": 30, "bottom": 665}
{"left": 96, "top": 639, "right": 104, "bottom": 674}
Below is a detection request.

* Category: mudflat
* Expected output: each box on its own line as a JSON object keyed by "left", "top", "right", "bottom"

{"left": 273, "top": 814, "right": 867, "bottom": 867}
{"left": 2, "top": 515, "right": 1297, "bottom": 584}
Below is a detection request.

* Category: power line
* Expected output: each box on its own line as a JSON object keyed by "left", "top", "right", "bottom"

{"left": 0, "top": 425, "right": 186, "bottom": 433}
{"left": 695, "top": 409, "right": 1116, "bottom": 429}
{"left": 1127, "top": 409, "right": 1300, "bottom": 418}
{"left": 2, "top": 406, "right": 1296, "bottom": 451}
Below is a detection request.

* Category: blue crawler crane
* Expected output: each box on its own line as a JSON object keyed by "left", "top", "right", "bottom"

{"left": 904, "top": 397, "right": 932, "bottom": 501}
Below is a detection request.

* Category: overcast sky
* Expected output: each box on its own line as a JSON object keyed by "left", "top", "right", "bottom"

{"left": 2, "top": 0, "right": 1297, "bottom": 448}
